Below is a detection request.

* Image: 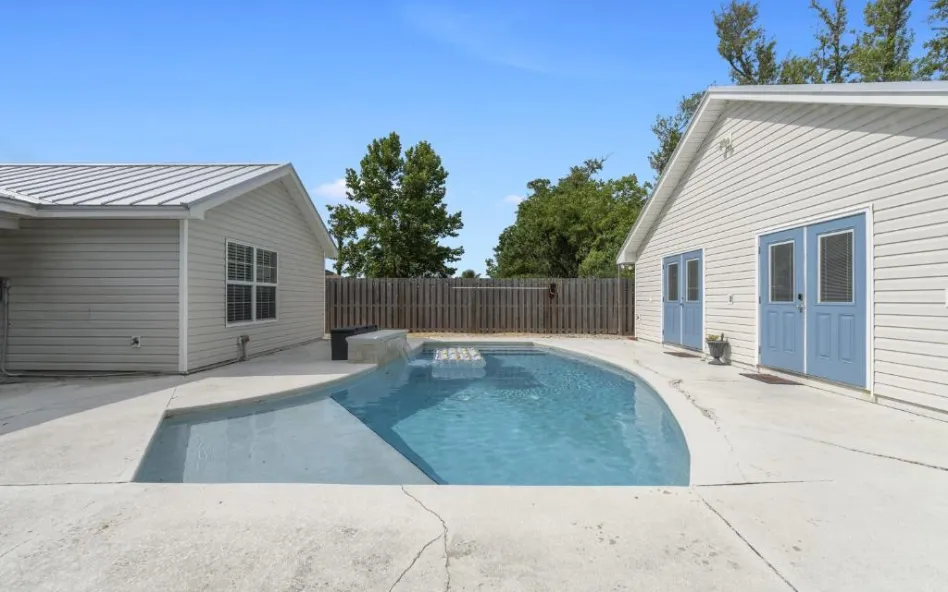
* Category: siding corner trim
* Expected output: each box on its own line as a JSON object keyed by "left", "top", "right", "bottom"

{"left": 178, "top": 219, "right": 189, "bottom": 373}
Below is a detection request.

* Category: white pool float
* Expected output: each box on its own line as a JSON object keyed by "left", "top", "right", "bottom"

{"left": 431, "top": 347, "right": 487, "bottom": 379}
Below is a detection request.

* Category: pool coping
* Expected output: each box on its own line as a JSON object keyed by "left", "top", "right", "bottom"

{"left": 134, "top": 339, "right": 740, "bottom": 486}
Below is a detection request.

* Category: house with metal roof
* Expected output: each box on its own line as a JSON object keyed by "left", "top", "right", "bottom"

{"left": 0, "top": 163, "right": 337, "bottom": 373}
{"left": 617, "top": 82, "right": 948, "bottom": 419}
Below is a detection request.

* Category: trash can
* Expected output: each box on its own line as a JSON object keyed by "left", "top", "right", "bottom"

{"left": 330, "top": 325, "right": 378, "bottom": 360}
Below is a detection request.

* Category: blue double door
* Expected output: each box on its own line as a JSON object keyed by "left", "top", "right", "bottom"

{"left": 663, "top": 250, "right": 703, "bottom": 351}
{"left": 758, "top": 213, "right": 867, "bottom": 388}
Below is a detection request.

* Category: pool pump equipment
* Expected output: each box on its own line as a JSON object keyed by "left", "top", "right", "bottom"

{"left": 431, "top": 347, "right": 487, "bottom": 380}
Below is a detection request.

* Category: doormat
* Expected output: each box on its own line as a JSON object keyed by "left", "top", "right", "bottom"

{"left": 740, "top": 373, "right": 802, "bottom": 385}
{"left": 665, "top": 352, "right": 700, "bottom": 359}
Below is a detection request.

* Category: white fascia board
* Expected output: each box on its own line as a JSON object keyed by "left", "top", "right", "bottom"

{"left": 35, "top": 206, "right": 191, "bottom": 219}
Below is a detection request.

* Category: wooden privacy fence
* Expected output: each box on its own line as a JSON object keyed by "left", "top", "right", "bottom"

{"left": 326, "top": 278, "right": 634, "bottom": 335}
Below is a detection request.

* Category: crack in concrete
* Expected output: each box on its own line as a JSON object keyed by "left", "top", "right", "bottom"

{"left": 395, "top": 486, "right": 452, "bottom": 592}
{"left": 669, "top": 378, "right": 748, "bottom": 480}
{"left": 699, "top": 497, "right": 800, "bottom": 592}
{"left": 797, "top": 436, "right": 948, "bottom": 473}
{"left": 0, "top": 480, "right": 123, "bottom": 487}
{"left": 697, "top": 479, "right": 833, "bottom": 488}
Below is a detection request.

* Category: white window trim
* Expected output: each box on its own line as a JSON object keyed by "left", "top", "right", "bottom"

{"left": 816, "top": 229, "right": 855, "bottom": 304}
{"left": 768, "top": 240, "right": 795, "bottom": 304}
{"left": 684, "top": 257, "right": 700, "bottom": 302}
{"left": 225, "top": 239, "right": 279, "bottom": 327}
{"left": 665, "top": 261, "right": 680, "bottom": 302}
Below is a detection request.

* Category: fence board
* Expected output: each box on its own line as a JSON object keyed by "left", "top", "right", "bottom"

{"left": 326, "top": 277, "right": 635, "bottom": 334}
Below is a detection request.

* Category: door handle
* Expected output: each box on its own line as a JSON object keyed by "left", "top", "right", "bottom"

{"left": 796, "top": 293, "right": 804, "bottom": 312}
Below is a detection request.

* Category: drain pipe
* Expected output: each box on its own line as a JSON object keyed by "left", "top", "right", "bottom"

{"left": 0, "top": 278, "right": 157, "bottom": 380}
{"left": 237, "top": 335, "right": 250, "bottom": 362}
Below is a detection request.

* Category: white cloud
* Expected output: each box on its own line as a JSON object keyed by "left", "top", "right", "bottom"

{"left": 313, "top": 178, "right": 348, "bottom": 201}
{"left": 504, "top": 194, "right": 525, "bottom": 205}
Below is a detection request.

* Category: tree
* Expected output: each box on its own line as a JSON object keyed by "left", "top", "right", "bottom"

{"left": 811, "top": 0, "right": 852, "bottom": 82}
{"left": 922, "top": 0, "right": 948, "bottom": 79}
{"left": 778, "top": 55, "right": 822, "bottom": 84}
{"left": 328, "top": 132, "right": 464, "bottom": 278}
{"left": 325, "top": 203, "right": 360, "bottom": 276}
{"left": 850, "top": 0, "right": 916, "bottom": 82}
{"left": 713, "top": 1, "right": 779, "bottom": 84}
{"left": 486, "top": 160, "right": 647, "bottom": 279}
{"left": 649, "top": 91, "right": 704, "bottom": 177}
{"left": 460, "top": 269, "right": 480, "bottom": 278}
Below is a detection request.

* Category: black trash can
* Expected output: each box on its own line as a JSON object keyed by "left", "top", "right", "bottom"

{"left": 330, "top": 325, "right": 378, "bottom": 361}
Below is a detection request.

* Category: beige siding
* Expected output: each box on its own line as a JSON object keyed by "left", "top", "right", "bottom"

{"left": 187, "top": 179, "right": 325, "bottom": 371}
{"left": 636, "top": 102, "right": 948, "bottom": 414}
{"left": 0, "top": 219, "right": 179, "bottom": 372}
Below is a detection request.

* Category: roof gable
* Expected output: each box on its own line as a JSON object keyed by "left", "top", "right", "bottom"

{"left": 617, "top": 81, "right": 948, "bottom": 264}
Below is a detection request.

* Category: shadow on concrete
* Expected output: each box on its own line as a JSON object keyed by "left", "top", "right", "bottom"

{"left": 0, "top": 340, "right": 354, "bottom": 436}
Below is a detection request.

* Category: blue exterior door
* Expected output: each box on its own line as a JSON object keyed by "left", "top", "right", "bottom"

{"left": 681, "top": 250, "right": 703, "bottom": 350}
{"left": 805, "top": 214, "right": 867, "bottom": 387}
{"left": 663, "top": 255, "right": 682, "bottom": 346}
{"left": 663, "top": 250, "right": 703, "bottom": 350}
{"left": 759, "top": 228, "right": 805, "bottom": 374}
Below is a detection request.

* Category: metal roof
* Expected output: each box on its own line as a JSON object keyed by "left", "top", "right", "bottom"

{"left": 616, "top": 81, "right": 948, "bottom": 264}
{"left": 0, "top": 164, "right": 282, "bottom": 207}
{"left": 0, "top": 163, "right": 338, "bottom": 258}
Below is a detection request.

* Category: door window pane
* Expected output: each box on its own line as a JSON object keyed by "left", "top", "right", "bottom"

{"left": 820, "top": 231, "right": 853, "bottom": 303}
{"left": 769, "top": 242, "right": 794, "bottom": 302}
{"left": 666, "top": 263, "right": 679, "bottom": 302}
{"left": 686, "top": 259, "right": 699, "bottom": 301}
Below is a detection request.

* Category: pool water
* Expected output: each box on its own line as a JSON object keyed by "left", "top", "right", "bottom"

{"left": 136, "top": 346, "right": 690, "bottom": 486}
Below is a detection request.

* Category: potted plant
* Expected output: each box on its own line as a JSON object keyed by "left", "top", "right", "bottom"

{"left": 706, "top": 333, "right": 728, "bottom": 365}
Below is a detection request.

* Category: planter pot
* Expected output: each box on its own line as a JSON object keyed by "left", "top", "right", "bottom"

{"left": 706, "top": 340, "right": 729, "bottom": 365}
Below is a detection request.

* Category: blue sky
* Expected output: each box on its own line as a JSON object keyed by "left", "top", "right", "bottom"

{"left": 1, "top": 1, "right": 936, "bottom": 274}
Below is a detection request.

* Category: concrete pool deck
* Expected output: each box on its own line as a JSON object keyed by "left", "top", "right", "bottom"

{"left": 1, "top": 337, "right": 947, "bottom": 590}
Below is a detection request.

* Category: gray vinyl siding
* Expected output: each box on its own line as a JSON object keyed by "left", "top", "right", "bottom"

{"left": 187, "top": 179, "right": 325, "bottom": 371}
{"left": 636, "top": 101, "right": 948, "bottom": 414}
{"left": 0, "top": 219, "right": 179, "bottom": 372}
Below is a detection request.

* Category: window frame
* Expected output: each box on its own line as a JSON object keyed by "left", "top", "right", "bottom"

{"left": 817, "top": 229, "right": 855, "bottom": 304}
{"left": 685, "top": 258, "right": 700, "bottom": 302}
{"left": 768, "top": 240, "right": 795, "bottom": 303}
{"left": 665, "top": 261, "right": 680, "bottom": 302}
{"left": 225, "top": 239, "right": 279, "bottom": 327}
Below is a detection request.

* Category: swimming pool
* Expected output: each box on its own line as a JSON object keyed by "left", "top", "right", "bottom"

{"left": 136, "top": 345, "right": 690, "bottom": 486}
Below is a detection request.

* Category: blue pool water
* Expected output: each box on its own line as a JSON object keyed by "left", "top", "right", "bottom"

{"left": 136, "top": 346, "right": 690, "bottom": 486}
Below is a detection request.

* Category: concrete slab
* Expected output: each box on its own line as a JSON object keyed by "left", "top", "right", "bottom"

{"left": 699, "top": 461, "right": 948, "bottom": 592}
{"left": 404, "top": 485, "right": 789, "bottom": 591}
{"left": 0, "top": 484, "right": 444, "bottom": 592}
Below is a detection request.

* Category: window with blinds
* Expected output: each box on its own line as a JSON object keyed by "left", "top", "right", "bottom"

{"left": 819, "top": 231, "right": 853, "bottom": 303}
{"left": 226, "top": 241, "right": 278, "bottom": 324}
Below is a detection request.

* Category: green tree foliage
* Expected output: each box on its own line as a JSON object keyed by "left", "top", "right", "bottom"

{"left": 811, "top": 0, "right": 852, "bottom": 82}
{"left": 486, "top": 160, "right": 646, "bottom": 279}
{"left": 459, "top": 269, "right": 480, "bottom": 278}
{"left": 648, "top": 91, "right": 704, "bottom": 177}
{"left": 850, "top": 0, "right": 917, "bottom": 81}
{"left": 922, "top": 0, "right": 948, "bottom": 79}
{"left": 778, "top": 55, "right": 822, "bottom": 84}
{"left": 327, "top": 132, "right": 464, "bottom": 278}
{"left": 713, "top": 1, "right": 779, "bottom": 84}
{"left": 326, "top": 201, "right": 359, "bottom": 276}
